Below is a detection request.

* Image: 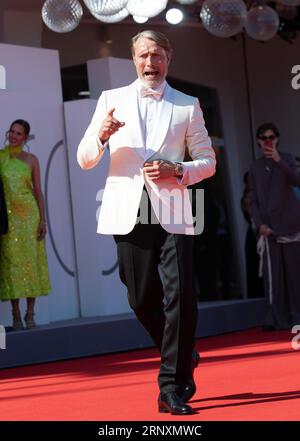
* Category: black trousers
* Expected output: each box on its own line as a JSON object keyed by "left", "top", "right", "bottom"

{"left": 114, "top": 206, "right": 197, "bottom": 393}
{"left": 263, "top": 238, "right": 300, "bottom": 329}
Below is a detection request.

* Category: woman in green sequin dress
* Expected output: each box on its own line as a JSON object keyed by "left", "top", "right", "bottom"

{"left": 0, "top": 120, "right": 50, "bottom": 330}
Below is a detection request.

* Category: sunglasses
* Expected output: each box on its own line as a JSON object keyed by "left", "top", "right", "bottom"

{"left": 258, "top": 135, "right": 277, "bottom": 141}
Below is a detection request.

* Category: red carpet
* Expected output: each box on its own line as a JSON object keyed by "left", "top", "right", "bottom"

{"left": 0, "top": 328, "right": 300, "bottom": 421}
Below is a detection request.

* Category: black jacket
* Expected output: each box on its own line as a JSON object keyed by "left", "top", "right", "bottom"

{"left": 248, "top": 152, "right": 300, "bottom": 236}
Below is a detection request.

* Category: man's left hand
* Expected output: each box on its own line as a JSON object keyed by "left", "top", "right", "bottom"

{"left": 263, "top": 144, "right": 280, "bottom": 163}
{"left": 143, "top": 160, "right": 176, "bottom": 180}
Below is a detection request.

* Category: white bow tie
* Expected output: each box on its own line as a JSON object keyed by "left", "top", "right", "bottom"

{"left": 140, "top": 86, "right": 163, "bottom": 100}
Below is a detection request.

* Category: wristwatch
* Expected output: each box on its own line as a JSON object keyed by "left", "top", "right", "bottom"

{"left": 174, "top": 162, "right": 184, "bottom": 178}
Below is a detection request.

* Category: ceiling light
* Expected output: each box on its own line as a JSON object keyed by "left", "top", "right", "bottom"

{"left": 132, "top": 15, "right": 149, "bottom": 23}
{"left": 166, "top": 8, "right": 184, "bottom": 25}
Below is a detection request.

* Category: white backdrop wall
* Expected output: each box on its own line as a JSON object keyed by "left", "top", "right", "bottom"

{"left": 0, "top": 43, "right": 79, "bottom": 326}
{"left": 64, "top": 99, "right": 129, "bottom": 316}
{"left": 87, "top": 57, "right": 137, "bottom": 100}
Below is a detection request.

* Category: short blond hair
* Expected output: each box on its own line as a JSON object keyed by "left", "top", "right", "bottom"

{"left": 131, "top": 30, "right": 172, "bottom": 56}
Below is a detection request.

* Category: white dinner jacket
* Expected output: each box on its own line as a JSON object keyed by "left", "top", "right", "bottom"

{"left": 77, "top": 80, "right": 216, "bottom": 235}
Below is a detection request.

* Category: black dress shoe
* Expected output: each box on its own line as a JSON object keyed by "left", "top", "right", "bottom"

{"left": 180, "top": 350, "right": 200, "bottom": 403}
{"left": 158, "top": 392, "right": 194, "bottom": 415}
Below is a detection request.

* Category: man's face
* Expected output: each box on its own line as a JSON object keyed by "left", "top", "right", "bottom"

{"left": 257, "top": 129, "right": 279, "bottom": 157}
{"left": 133, "top": 37, "right": 171, "bottom": 88}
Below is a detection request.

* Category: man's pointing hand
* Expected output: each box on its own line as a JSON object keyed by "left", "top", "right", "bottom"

{"left": 98, "top": 108, "right": 125, "bottom": 143}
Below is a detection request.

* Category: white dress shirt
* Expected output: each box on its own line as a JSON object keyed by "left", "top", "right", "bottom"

{"left": 135, "top": 79, "right": 185, "bottom": 180}
{"left": 136, "top": 79, "right": 167, "bottom": 155}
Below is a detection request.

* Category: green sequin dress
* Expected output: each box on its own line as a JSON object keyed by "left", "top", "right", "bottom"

{"left": 0, "top": 148, "right": 51, "bottom": 301}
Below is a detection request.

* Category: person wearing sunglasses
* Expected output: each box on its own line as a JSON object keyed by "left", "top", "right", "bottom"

{"left": 248, "top": 122, "right": 300, "bottom": 330}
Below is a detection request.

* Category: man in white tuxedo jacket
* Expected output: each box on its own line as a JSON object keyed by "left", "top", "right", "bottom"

{"left": 77, "top": 30, "right": 216, "bottom": 415}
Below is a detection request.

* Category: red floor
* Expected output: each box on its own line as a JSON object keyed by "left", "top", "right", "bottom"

{"left": 0, "top": 327, "right": 299, "bottom": 421}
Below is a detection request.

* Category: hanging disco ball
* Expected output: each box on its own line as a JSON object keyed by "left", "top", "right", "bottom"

{"left": 42, "top": 0, "right": 83, "bottom": 33}
{"left": 126, "top": 0, "right": 168, "bottom": 19}
{"left": 200, "top": 0, "right": 247, "bottom": 38}
{"left": 90, "top": 8, "right": 129, "bottom": 23}
{"left": 83, "top": 0, "right": 128, "bottom": 16}
{"left": 245, "top": 6, "right": 280, "bottom": 41}
{"left": 276, "top": 0, "right": 300, "bottom": 6}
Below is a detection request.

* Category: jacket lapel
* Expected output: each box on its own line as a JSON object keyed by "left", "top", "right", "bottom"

{"left": 124, "top": 81, "right": 145, "bottom": 159}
